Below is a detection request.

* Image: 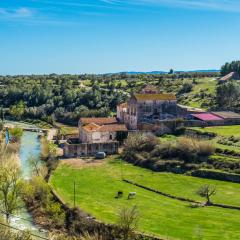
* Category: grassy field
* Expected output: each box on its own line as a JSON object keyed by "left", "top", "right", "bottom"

{"left": 50, "top": 158, "right": 240, "bottom": 240}
{"left": 194, "top": 126, "right": 240, "bottom": 137}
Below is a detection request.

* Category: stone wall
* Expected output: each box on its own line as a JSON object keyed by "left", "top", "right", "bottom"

{"left": 63, "top": 141, "right": 119, "bottom": 157}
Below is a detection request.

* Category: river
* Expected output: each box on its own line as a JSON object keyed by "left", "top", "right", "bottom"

{"left": 6, "top": 125, "right": 48, "bottom": 239}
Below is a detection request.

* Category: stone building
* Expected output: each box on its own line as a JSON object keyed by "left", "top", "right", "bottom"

{"left": 117, "top": 85, "right": 179, "bottom": 130}
{"left": 80, "top": 122, "right": 128, "bottom": 143}
{"left": 63, "top": 117, "right": 128, "bottom": 157}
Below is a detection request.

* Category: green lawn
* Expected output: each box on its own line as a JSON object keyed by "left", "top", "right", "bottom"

{"left": 50, "top": 158, "right": 240, "bottom": 240}
{"left": 194, "top": 126, "right": 240, "bottom": 137}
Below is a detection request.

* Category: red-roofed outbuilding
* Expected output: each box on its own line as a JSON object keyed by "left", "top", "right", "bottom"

{"left": 191, "top": 113, "right": 224, "bottom": 125}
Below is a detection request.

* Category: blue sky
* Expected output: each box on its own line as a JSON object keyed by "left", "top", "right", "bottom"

{"left": 1, "top": 0, "right": 240, "bottom": 74}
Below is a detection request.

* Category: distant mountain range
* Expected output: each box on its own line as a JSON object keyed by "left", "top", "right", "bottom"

{"left": 112, "top": 70, "right": 220, "bottom": 75}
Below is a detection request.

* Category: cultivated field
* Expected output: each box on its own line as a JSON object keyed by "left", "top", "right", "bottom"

{"left": 50, "top": 157, "right": 240, "bottom": 240}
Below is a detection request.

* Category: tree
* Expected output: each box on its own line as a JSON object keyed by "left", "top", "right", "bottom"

{"left": 221, "top": 60, "right": 240, "bottom": 76}
{"left": 215, "top": 82, "right": 240, "bottom": 110}
{"left": 0, "top": 154, "right": 23, "bottom": 222}
{"left": 9, "top": 101, "right": 25, "bottom": 120}
{"left": 0, "top": 224, "right": 32, "bottom": 240}
{"left": 117, "top": 205, "right": 139, "bottom": 240}
{"left": 169, "top": 69, "right": 174, "bottom": 74}
{"left": 197, "top": 185, "right": 216, "bottom": 205}
{"left": 28, "top": 156, "right": 47, "bottom": 178}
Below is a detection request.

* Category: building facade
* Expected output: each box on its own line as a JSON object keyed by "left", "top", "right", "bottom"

{"left": 63, "top": 117, "right": 128, "bottom": 157}
{"left": 117, "top": 86, "right": 179, "bottom": 130}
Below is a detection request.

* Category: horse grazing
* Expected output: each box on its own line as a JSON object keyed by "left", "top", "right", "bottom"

{"left": 128, "top": 192, "right": 136, "bottom": 200}
{"left": 115, "top": 191, "right": 123, "bottom": 199}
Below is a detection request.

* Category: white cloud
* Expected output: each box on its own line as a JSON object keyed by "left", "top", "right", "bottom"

{"left": 15, "top": 7, "right": 33, "bottom": 17}
{"left": 0, "top": 7, "right": 34, "bottom": 19}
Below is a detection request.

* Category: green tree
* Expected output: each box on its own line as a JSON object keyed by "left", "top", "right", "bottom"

{"left": 197, "top": 185, "right": 216, "bottom": 205}
{"left": 0, "top": 154, "right": 23, "bottom": 223}
{"left": 221, "top": 60, "right": 240, "bottom": 76}
{"left": 9, "top": 101, "right": 25, "bottom": 120}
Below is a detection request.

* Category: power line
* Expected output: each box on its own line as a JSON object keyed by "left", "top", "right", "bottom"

{"left": 0, "top": 221, "right": 49, "bottom": 240}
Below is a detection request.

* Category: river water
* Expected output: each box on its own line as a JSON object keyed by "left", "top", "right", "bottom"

{"left": 7, "top": 127, "right": 48, "bottom": 238}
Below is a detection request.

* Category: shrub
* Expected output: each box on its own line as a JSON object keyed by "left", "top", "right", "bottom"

{"left": 45, "top": 201, "right": 66, "bottom": 227}
{"left": 123, "top": 133, "right": 159, "bottom": 153}
{"left": 9, "top": 127, "right": 23, "bottom": 142}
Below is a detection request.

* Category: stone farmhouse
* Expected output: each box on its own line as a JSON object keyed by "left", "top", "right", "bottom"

{"left": 117, "top": 85, "right": 180, "bottom": 130}
{"left": 63, "top": 117, "right": 128, "bottom": 157}
{"left": 79, "top": 118, "right": 127, "bottom": 143}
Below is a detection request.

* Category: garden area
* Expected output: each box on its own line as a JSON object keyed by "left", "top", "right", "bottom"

{"left": 50, "top": 158, "right": 240, "bottom": 240}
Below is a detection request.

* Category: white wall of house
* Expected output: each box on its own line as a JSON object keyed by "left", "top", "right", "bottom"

{"left": 80, "top": 128, "right": 117, "bottom": 143}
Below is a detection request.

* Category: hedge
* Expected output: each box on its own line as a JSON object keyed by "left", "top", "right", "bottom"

{"left": 191, "top": 169, "right": 240, "bottom": 183}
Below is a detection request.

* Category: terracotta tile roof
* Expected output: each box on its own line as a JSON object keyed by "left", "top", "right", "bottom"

{"left": 220, "top": 72, "right": 239, "bottom": 81}
{"left": 212, "top": 111, "right": 240, "bottom": 119}
{"left": 82, "top": 123, "right": 101, "bottom": 132}
{"left": 134, "top": 93, "right": 176, "bottom": 101}
{"left": 80, "top": 117, "right": 118, "bottom": 125}
{"left": 99, "top": 124, "right": 128, "bottom": 132}
{"left": 83, "top": 123, "right": 127, "bottom": 132}
{"left": 191, "top": 113, "right": 223, "bottom": 121}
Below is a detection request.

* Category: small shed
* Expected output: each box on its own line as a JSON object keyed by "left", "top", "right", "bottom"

{"left": 191, "top": 113, "right": 224, "bottom": 126}
{"left": 219, "top": 72, "right": 240, "bottom": 83}
{"left": 212, "top": 111, "right": 240, "bottom": 125}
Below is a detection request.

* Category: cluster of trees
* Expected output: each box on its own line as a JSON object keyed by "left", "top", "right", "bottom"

{"left": 0, "top": 75, "right": 128, "bottom": 125}
{"left": 220, "top": 60, "right": 240, "bottom": 76}
{"left": 0, "top": 72, "right": 219, "bottom": 125}
{"left": 215, "top": 81, "right": 240, "bottom": 111}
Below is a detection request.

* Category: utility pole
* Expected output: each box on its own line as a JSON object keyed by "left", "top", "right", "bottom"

{"left": 121, "top": 158, "right": 123, "bottom": 180}
{"left": 73, "top": 180, "right": 76, "bottom": 208}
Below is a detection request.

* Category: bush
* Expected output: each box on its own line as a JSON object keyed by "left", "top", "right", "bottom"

{"left": 45, "top": 201, "right": 66, "bottom": 227}
{"left": 123, "top": 133, "right": 159, "bottom": 153}
{"left": 192, "top": 169, "right": 240, "bottom": 183}
{"left": 9, "top": 127, "right": 23, "bottom": 142}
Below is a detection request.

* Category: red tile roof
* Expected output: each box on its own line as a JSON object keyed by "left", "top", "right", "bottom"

{"left": 82, "top": 123, "right": 101, "bottom": 132}
{"left": 99, "top": 124, "right": 128, "bottom": 132}
{"left": 80, "top": 117, "right": 117, "bottom": 125}
{"left": 83, "top": 123, "right": 127, "bottom": 132}
{"left": 219, "top": 72, "right": 239, "bottom": 81}
{"left": 191, "top": 113, "right": 223, "bottom": 121}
